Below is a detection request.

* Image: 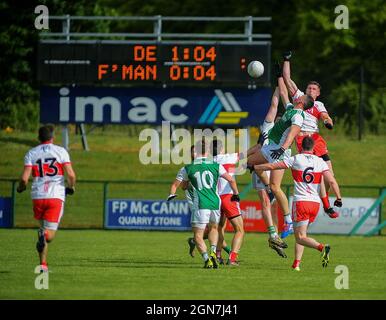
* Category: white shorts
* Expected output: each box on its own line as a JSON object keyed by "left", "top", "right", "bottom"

{"left": 261, "top": 142, "right": 291, "bottom": 163}
{"left": 191, "top": 209, "right": 220, "bottom": 229}
{"left": 252, "top": 171, "right": 271, "bottom": 190}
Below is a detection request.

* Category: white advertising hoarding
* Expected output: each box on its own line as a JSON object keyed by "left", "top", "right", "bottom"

{"left": 289, "top": 197, "right": 380, "bottom": 235}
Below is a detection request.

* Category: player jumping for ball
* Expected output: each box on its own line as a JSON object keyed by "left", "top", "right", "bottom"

{"left": 282, "top": 51, "right": 338, "bottom": 218}
{"left": 17, "top": 125, "right": 76, "bottom": 273}
{"left": 252, "top": 84, "right": 288, "bottom": 257}
{"left": 254, "top": 136, "right": 343, "bottom": 271}
{"left": 247, "top": 65, "right": 315, "bottom": 239}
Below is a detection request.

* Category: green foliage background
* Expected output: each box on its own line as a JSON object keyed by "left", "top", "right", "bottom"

{"left": 1, "top": 0, "right": 385, "bottom": 134}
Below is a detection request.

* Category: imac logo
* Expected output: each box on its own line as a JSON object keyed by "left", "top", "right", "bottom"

{"left": 58, "top": 87, "right": 189, "bottom": 124}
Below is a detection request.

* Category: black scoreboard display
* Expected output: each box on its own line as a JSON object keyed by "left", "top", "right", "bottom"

{"left": 37, "top": 43, "right": 270, "bottom": 86}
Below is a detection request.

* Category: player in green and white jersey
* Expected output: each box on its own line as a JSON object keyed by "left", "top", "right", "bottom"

{"left": 247, "top": 68, "right": 315, "bottom": 239}
{"left": 168, "top": 140, "right": 240, "bottom": 269}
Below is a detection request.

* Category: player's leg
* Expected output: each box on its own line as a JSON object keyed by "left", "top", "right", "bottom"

{"left": 192, "top": 226, "right": 212, "bottom": 268}
{"left": 227, "top": 215, "right": 244, "bottom": 266}
{"left": 216, "top": 213, "right": 227, "bottom": 264}
{"left": 188, "top": 224, "right": 210, "bottom": 257}
{"left": 191, "top": 209, "right": 213, "bottom": 268}
{"left": 313, "top": 134, "right": 338, "bottom": 218}
{"left": 247, "top": 148, "right": 268, "bottom": 167}
{"left": 34, "top": 199, "right": 63, "bottom": 272}
{"left": 292, "top": 242, "right": 304, "bottom": 271}
{"left": 219, "top": 195, "right": 244, "bottom": 265}
{"left": 257, "top": 189, "right": 287, "bottom": 257}
{"left": 270, "top": 169, "right": 293, "bottom": 238}
{"left": 320, "top": 158, "right": 339, "bottom": 218}
{"left": 208, "top": 210, "right": 221, "bottom": 268}
{"left": 293, "top": 201, "right": 330, "bottom": 267}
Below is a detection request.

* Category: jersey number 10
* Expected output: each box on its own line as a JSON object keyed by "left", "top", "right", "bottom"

{"left": 193, "top": 171, "right": 214, "bottom": 191}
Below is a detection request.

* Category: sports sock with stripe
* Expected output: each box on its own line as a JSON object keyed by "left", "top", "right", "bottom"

{"left": 268, "top": 225, "right": 278, "bottom": 238}
{"left": 202, "top": 252, "right": 209, "bottom": 261}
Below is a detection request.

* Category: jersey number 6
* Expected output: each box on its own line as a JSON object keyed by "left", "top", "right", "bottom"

{"left": 302, "top": 167, "right": 315, "bottom": 184}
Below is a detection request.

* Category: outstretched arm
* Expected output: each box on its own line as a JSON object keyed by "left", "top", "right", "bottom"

{"left": 253, "top": 161, "right": 288, "bottom": 171}
{"left": 282, "top": 52, "right": 299, "bottom": 97}
{"left": 265, "top": 86, "right": 280, "bottom": 123}
{"left": 278, "top": 76, "right": 290, "bottom": 106}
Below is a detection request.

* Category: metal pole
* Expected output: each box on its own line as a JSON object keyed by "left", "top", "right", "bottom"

{"left": 154, "top": 15, "right": 162, "bottom": 42}
{"left": 358, "top": 65, "right": 364, "bottom": 140}
{"left": 62, "top": 125, "right": 69, "bottom": 150}
{"left": 79, "top": 123, "right": 90, "bottom": 151}
{"left": 244, "top": 16, "right": 253, "bottom": 43}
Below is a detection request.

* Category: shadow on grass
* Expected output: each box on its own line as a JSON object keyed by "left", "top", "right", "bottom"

{"left": 65, "top": 258, "right": 284, "bottom": 270}
{"left": 79, "top": 258, "right": 196, "bottom": 269}
{"left": 0, "top": 136, "right": 36, "bottom": 147}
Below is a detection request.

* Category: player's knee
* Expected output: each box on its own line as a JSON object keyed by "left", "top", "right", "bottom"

{"left": 270, "top": 182, "right": 281, "bottom": 194}
{"left": 44, "top": 230, "right": 56, "bottom": 242}
{"left": 295, "top": 232, "right": 306, "bottom": 242}
{"left": 232, "top": 220, "right": 244, "bottom": 234}
{"left": 46, "top": 234, "right": 55, "bottom": 242}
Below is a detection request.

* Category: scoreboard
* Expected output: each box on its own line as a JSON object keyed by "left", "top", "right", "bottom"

{"left": 37, "top": 43, "right": 270, "bottom": 86}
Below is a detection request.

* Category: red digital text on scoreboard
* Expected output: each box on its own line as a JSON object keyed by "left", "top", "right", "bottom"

{"left": 97, "top": 45, "right": 217, "bottom": 82}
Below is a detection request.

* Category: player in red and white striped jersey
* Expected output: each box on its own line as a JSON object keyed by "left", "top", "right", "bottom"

{"left": 17, "top": 125, "right": 76, "bottom": 272}
{"left": 254, "top": 136, "right": 342, "bottom": 271}
{"left": 282, "top": 51, "right": 338, "bottom": 218}
{"left": 212, "top": 140, "right": 244, "bottom": 266}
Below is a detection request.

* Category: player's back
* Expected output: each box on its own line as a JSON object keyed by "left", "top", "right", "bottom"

{"left": 184, "top": 158, "right": 222, "bottom": 210}
{"left": 268, "top": 103, "right": 304, "bottom": 145}
{"left": 24, "top": 143, "right": 71, "bottom": 201}
{"left": 287, "top": 153, "right": 328, "bottom": 203}
{"left": 213, "top": 153, "right": 238, "bottom": 195}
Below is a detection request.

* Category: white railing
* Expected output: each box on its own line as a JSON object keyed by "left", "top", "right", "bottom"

{"left": 39, "top": 15, "right": 271, "bottom": 44}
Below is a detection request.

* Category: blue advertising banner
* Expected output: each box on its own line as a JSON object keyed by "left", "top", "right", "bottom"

{"left": 0, "top": 197, "right": 13, "bottom": 228}
{"left": 40, "top": 86, "right": 271, "bottom": 126}
{"left": 105, "top": 199, "right": 191, "bottom": 230}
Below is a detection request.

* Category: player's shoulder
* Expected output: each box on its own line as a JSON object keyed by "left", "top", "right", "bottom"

{"left": 25, "top": 144, "right": 43, "bottom": 156}
{"left": 51, "top": 144, "right": 70, "bottom": 155}
{"left": 314, "top": 155, "right": 328, "bottom": 166}
{"left": 315, "top": 100, "right": 327, "bottom": 112}
{"left": 51, "top": 143, "right": 67, "bottom": 151}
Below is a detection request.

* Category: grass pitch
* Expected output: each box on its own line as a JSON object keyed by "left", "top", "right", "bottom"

{"left": 1, "top": 229, "right": 386, "bottom": 300}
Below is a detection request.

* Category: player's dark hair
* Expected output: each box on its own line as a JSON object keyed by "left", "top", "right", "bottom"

{"left": 303, "top": 94, "right": 315, "bottom": 110}
{"left": 307, "top": 81, "right": 321, "bottom": 90}
{"left": 38, "top": 125, "right": 54, "bottom": 143}
{"left": 195, "top": 139, "right": 208, "bottom": 156}
{"left": 211, "top": 139, "right": 223, "bottom": 156}
{"left": 302, "top": 136, "right": 315, "bottom": 151}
